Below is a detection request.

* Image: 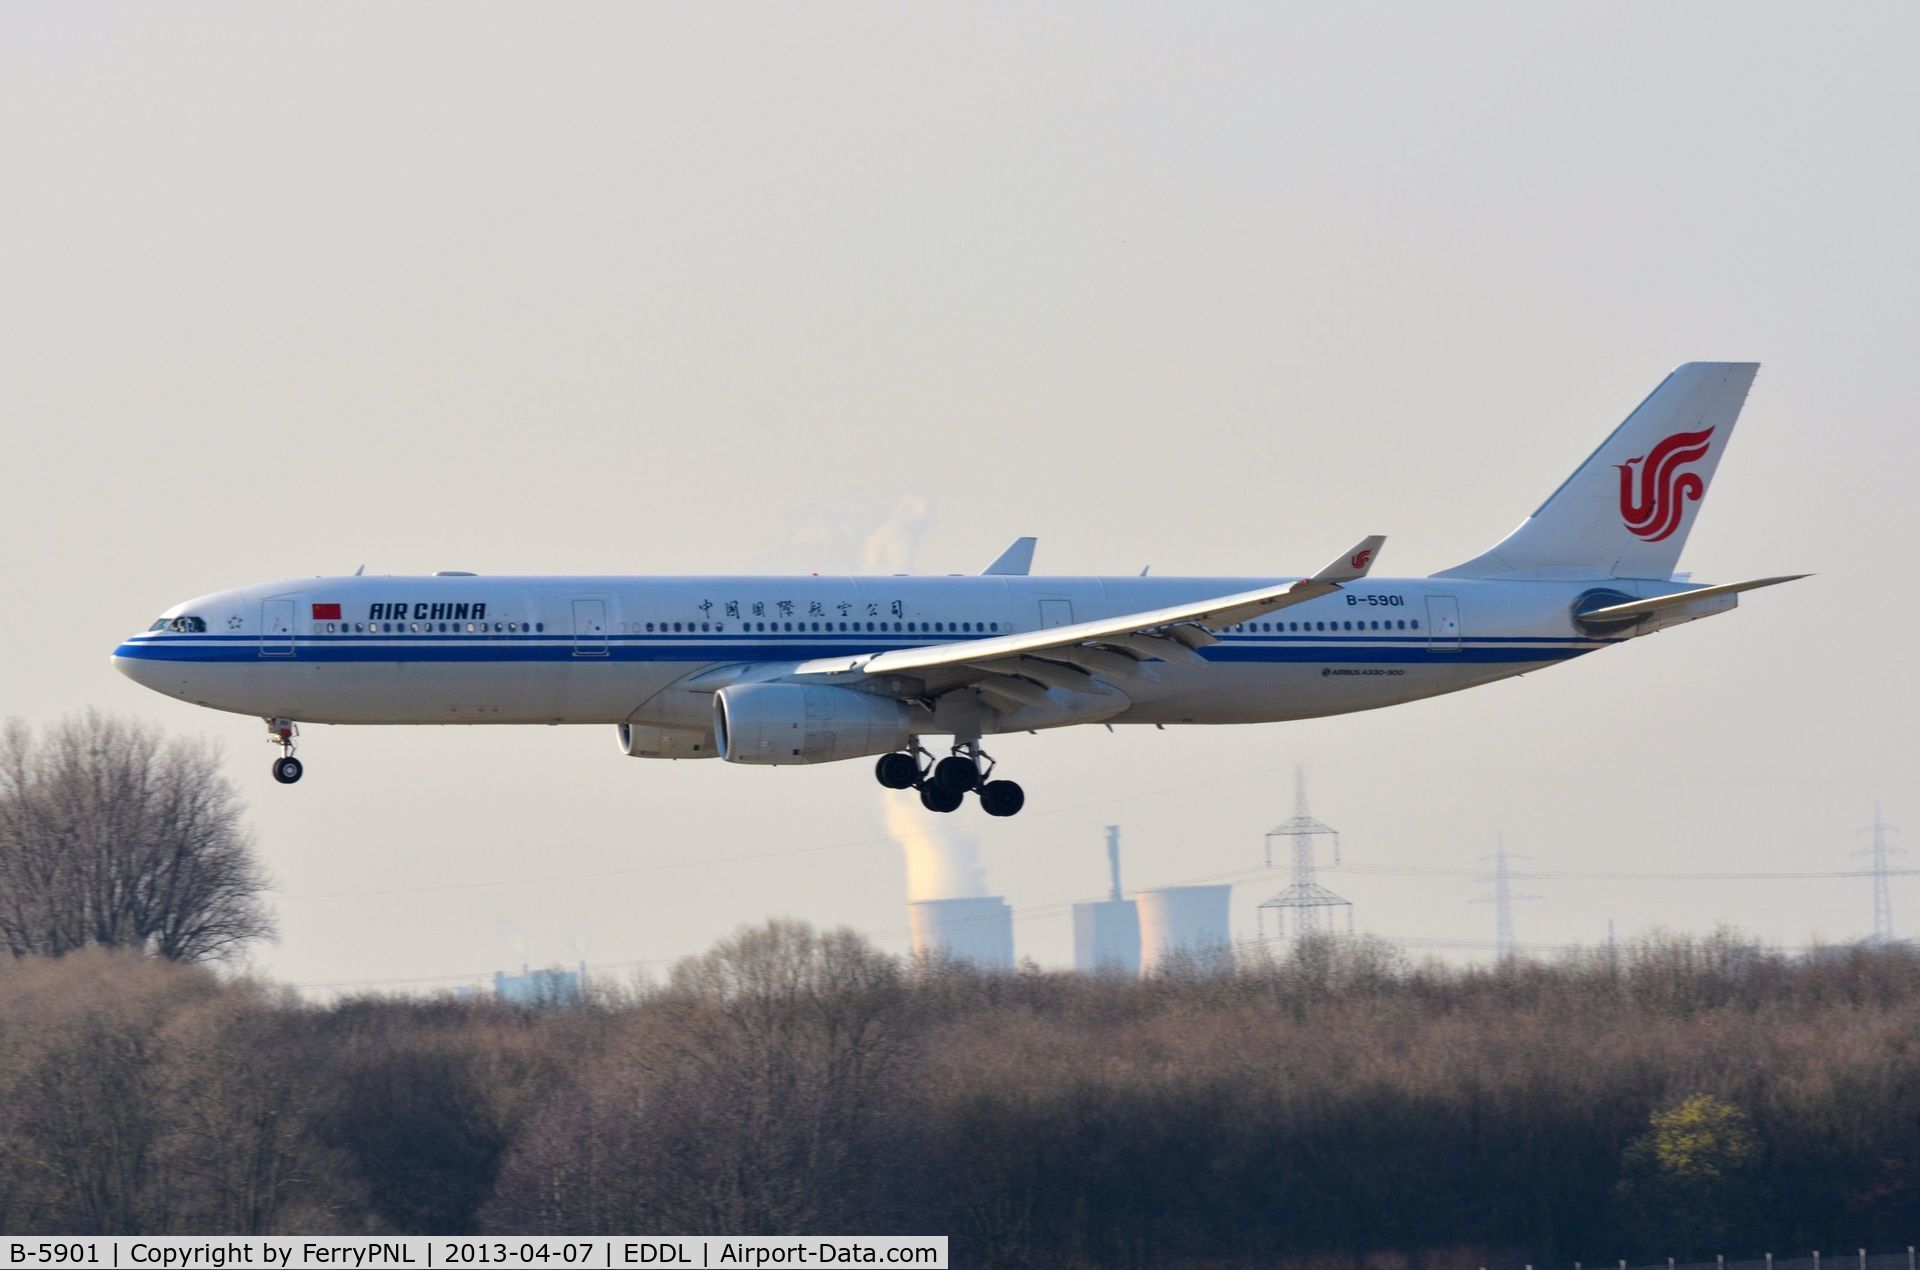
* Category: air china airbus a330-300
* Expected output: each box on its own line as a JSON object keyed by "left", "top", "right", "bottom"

{"left": 114, "top": 363, "right": 1801, "bottom": 817}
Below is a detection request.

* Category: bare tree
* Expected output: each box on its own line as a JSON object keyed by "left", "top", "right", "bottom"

{"left": 0, "top": 713, "right": 273, "bottom": 962}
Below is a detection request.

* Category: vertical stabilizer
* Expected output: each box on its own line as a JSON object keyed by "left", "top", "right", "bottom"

{"left": 1437, "top": 362, "right": 1758, "bottom": 580}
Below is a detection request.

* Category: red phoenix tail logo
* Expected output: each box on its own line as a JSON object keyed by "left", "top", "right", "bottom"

{"left": 1350, "top": 548, "right": 1373, "bottom": 570}
{"left": 1617, "top": 426, "right": 1714, "bottom": 542}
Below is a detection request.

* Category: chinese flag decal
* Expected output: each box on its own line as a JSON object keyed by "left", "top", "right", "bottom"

{"left": 311, "top": 603, "right": 342, "bottom": 620}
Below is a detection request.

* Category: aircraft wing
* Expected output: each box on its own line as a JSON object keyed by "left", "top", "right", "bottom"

{"left": 794, "top": 535, "right": 1385, "bottom": 684}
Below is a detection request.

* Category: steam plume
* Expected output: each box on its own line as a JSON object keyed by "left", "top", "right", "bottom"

{"left": 884, "top": 795, "right": 987, "bottom": 902}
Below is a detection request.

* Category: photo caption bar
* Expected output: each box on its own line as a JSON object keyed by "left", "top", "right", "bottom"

{"left": 2, "top": 1236, "right": 948, "bottom": 1269}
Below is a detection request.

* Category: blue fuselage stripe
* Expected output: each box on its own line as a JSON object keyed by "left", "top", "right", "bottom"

{"left": 113, "top": 638, "right": 1598, "bottom": 666}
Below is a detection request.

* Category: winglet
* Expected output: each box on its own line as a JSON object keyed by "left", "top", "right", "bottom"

{"left": 982, "top": 537, "right": 1037, "bottom": 576}
{"left": 1309, "top": 535, "right": 1386, "bottom": 585}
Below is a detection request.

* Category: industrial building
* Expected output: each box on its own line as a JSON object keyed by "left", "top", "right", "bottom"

{"left": 1137, "top": 884, "right": 1232, "bottom": 975}
{"left": 1073, "top": 826, "right": 1141, "bottom": 976}
{"left": 908, "top": 896, "right": 1015, "bottom": 970}
{"left": 493, "top": 964, "right": 585, "bottom": 1004}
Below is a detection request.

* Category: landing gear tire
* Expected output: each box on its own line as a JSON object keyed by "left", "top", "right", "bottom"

{"left": 931, "top": 755, "right": 980, "bottom": 796}
{"left": 919, "top": 783, "right": 965, "bottom": 814}
{"left": 265, "top": 718, "right": 302, "bottom": 785}
{"left": 980, "top": 779, "right": 1025, "bottom": 817}
{"left": 874, "top": 752, "right": 920, "bottom": 790}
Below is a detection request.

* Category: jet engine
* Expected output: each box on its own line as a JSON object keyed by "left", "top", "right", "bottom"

{"left": 615, "top": 722, "right": 717, "bottom": 759}
{"left": 713, "top": 683, "right": 913, "bottom": 765}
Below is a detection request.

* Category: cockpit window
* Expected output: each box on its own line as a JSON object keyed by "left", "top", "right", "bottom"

{"left": 149, "top": 620, "right": 169, "bottom": 631}
{"left": 167, "top": 616, "right": 207, "bottom": 634}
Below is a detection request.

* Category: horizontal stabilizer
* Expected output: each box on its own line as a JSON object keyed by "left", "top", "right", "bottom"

{"left": 1578, "top": 575, "right": 1808, "bottom": 625}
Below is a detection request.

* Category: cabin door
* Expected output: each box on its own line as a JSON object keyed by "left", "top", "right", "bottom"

{"left": 1424, "top": 596, "right": 1462, "bottom": 652}
{"left": 260, "top": 600, "right": 295, "bottom": 657}
{"left": 572, "top": 599, "right": 608, "bottom": 657}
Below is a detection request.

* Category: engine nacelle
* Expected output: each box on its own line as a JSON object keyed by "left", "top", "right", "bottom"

{"left": 713, "top": 683, "right": 913, "bottom": 766}
{"left": 615, "top": 722, "right": 717, "bottom": 759}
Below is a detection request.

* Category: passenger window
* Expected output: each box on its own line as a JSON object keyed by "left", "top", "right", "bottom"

{"left": 1412, "top": 619, "right": 1421, "bottom": 629}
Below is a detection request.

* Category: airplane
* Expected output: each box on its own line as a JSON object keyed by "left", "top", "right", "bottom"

{"left": 113, "top": 362, "right": 1801, "bottom": 817}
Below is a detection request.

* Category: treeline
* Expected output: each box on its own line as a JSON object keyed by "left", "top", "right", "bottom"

{"left": 2, "top": 927, "right": 1918, "bottom": 1265}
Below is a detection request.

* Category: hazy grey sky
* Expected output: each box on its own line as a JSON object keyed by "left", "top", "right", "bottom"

{"left": 3, "top": 2, "right": 1916, "bottom": 991}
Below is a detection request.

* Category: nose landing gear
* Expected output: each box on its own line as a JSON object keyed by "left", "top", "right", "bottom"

{"left": 266, "top": 718, "right": 303, "bottom": 784}
{"left": 873, "top": 740, "right": 1025, "bottom": 816}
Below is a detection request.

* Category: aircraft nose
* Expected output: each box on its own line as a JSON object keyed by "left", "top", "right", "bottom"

{"left": 111, "top": 642, "right": 161, "bottom": 689}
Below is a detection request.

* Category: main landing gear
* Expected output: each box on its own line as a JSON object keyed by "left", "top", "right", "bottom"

{"left": 266, "top": 718, "right": 304, "bottom": 784}
{"left": 873, "top": 741, "right": 1025, "bottom": 817}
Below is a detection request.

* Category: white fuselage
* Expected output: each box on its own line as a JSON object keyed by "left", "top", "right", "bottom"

{"left": 111, "top": 572, "right": 1643, "bottom": 738}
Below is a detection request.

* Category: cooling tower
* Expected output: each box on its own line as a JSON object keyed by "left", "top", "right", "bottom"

{"left": 1136, "top": 884, "right": 1232, "bottom": 975}
{"left": 908, "top": 896, "right": 1015, "bottom": 971}
{"left": 1074, "top": 825, "right": 1140, "bottom": 975}
{"left": 1072, "top": 900, "right": 1141, "bottom": 975}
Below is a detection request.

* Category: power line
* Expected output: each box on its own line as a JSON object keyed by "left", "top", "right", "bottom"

{"left": 289, "top": 844, "right": 1911, "bottom": 992}
{"left": 289, "top": 858, "right": 1287, "bottom": 990}
{"left": 270, "top": 765, "right": 1264, "bottom": 903}
{"left": 272, "top": 835, "right": 1920, "bottom": 907}
{"left": 1325, "top": 864, "right": 1919, "bottom": 881}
